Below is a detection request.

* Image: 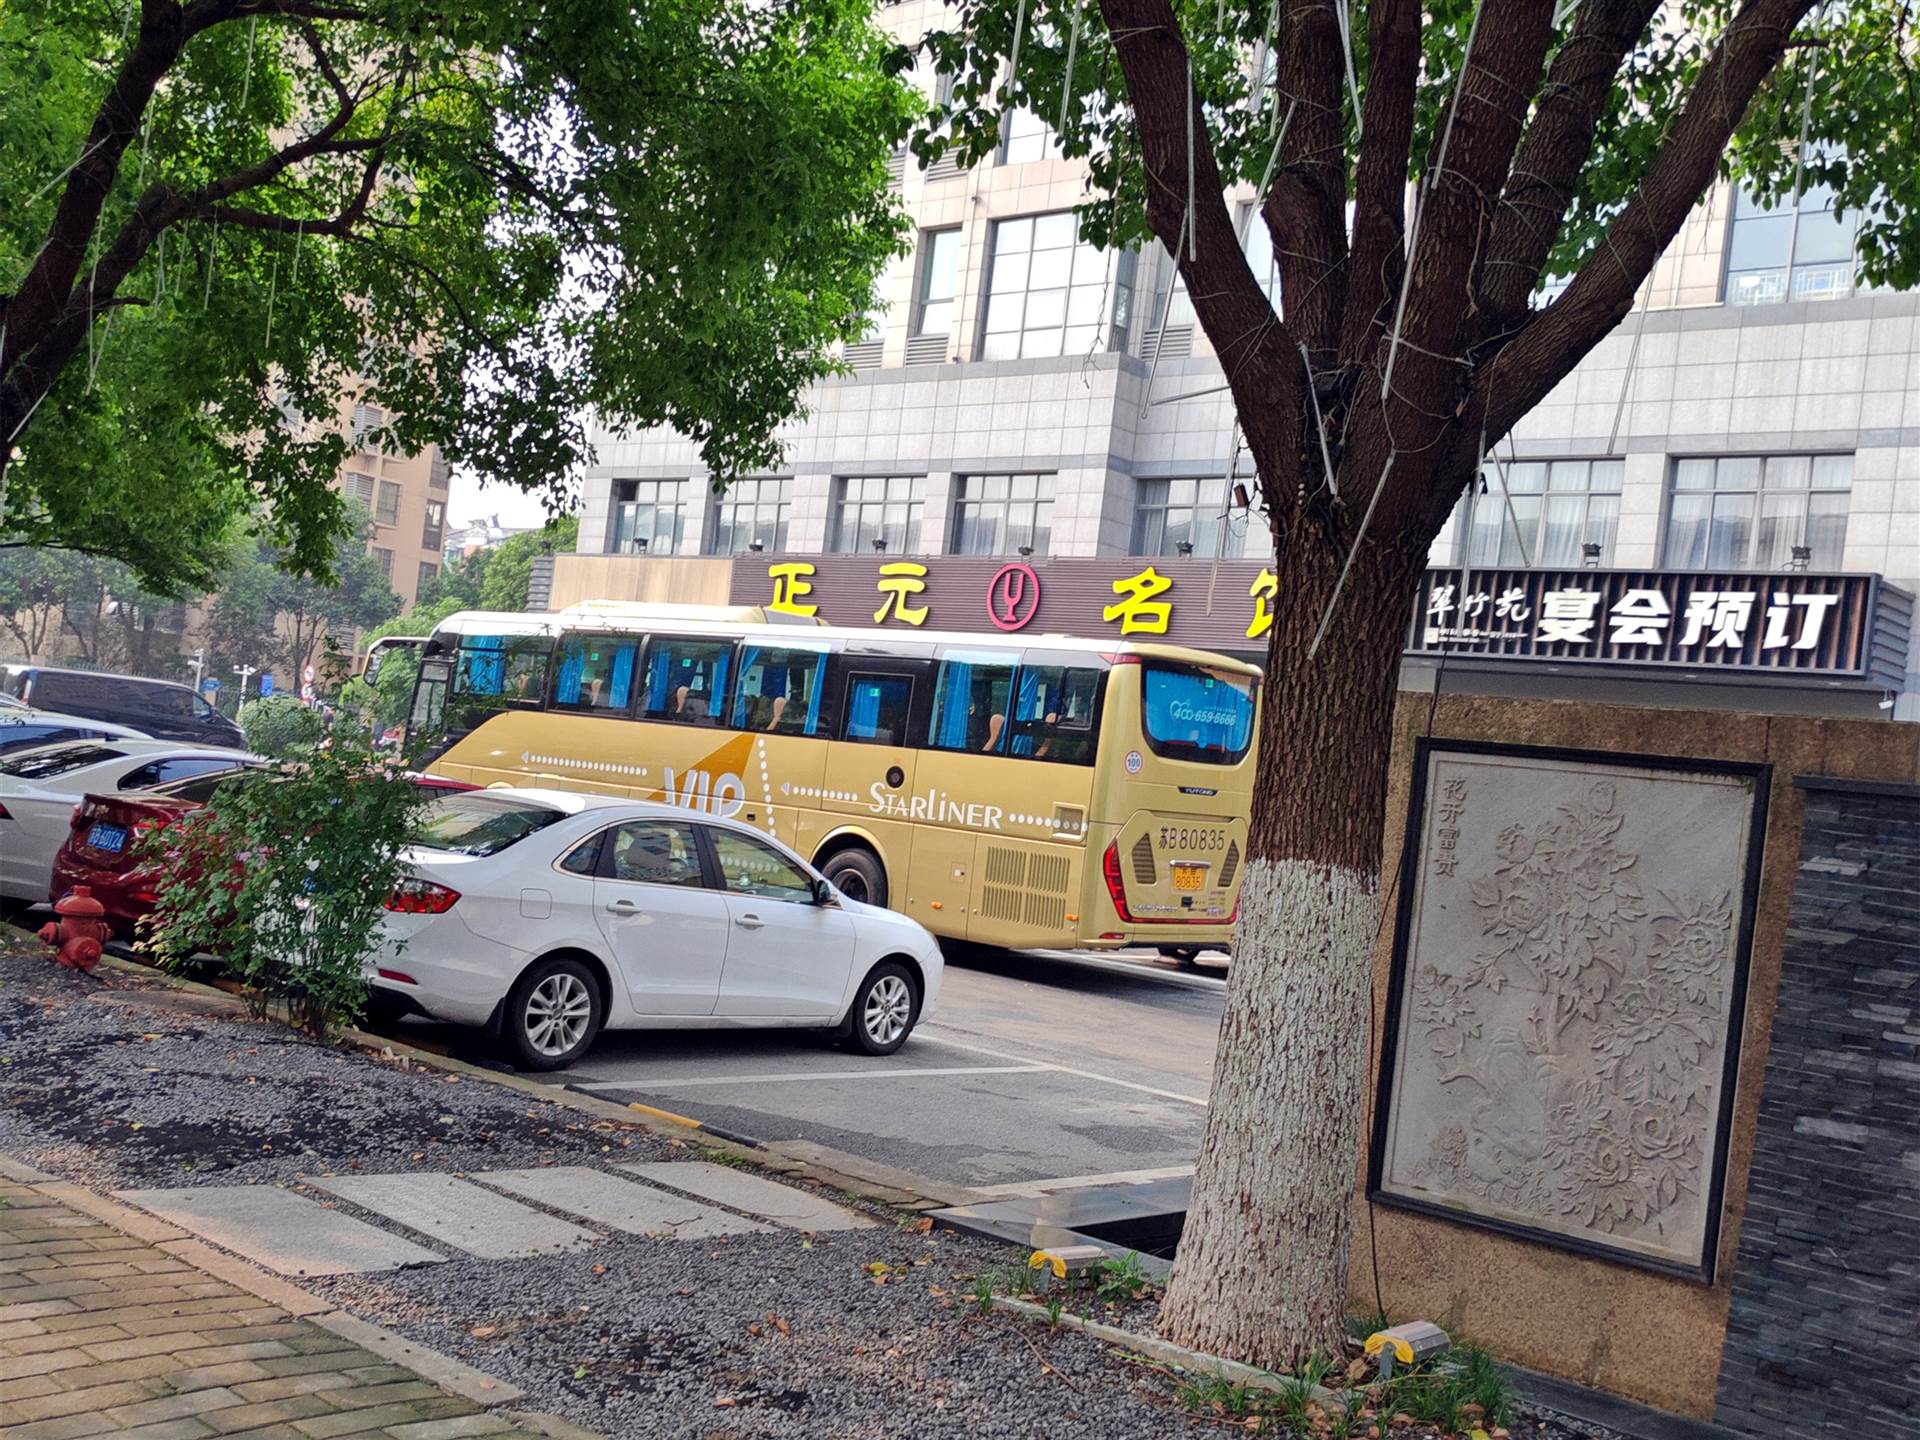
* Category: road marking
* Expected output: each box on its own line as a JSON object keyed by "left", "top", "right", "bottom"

{"left": 919, "top": 1028, "right": 1210, "bottom": 1107}
{"left": 969, "top": 1164, "right": 1196, "bottom": 1197}
{"left": 477, "top": 1166, "right": 771, "bottom": 1239}
{"left": 114, "top": 1185, "right": 445, "bottom": 1276}
{"left": 571, "top": 1064, "right": 1052, "bottom": 1090}
{"left": 617, "top": 1161, "right": 874, "bottom": 1231}
{"left": 309, "top": 1173, "right": 597, "bottom": 1259}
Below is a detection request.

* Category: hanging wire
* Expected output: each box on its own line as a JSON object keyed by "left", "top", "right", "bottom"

{"left": 1138, "top": 209, "right": 1192, "bottom": 415}
{"left": 264, "top": 257, "right": 279, "bottom": 348}
{"left": 1307, "top": 455, "right": 1394, "bottom": 659}
{"left": 1255, "top": 97, "right": 1297, "bottom": 205}
{"left": 1058, "top": 0, "right": 1085, "bottom": 135}
{"left": 291, "top": 218, "right": 305, "bottom": 285}
{"left": 27, "top": 138, "right": 107, "bottom": 208}
{"left": 1300, "top": 340, "right": 1340, "bottom": 499}
{"left": 239, "top": 17, "right": 258, "bottom": 115}
{"left": 1604, "top": 271, "right": 1655, "bottom": 455}
{"left": 203, "top": 223, "right": 218, "bottom": 311}
{"left": 1332, "top": 0, "right": 1364, "bottom": 141}
{"left": 1005, "top": 0, "right": 1031, "bottom": 104}
{"left": 1185, "top": 52, "right": 1198, "bottom": 261}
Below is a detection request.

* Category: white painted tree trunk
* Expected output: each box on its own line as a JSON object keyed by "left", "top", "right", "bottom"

{"left": 1157, "top": 855, "right": 1377, "bottom": 1366}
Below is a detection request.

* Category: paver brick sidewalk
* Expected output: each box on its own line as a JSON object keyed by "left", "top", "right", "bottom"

{"left": 0, "top": 1177, "right": 542, "bottom": 1440}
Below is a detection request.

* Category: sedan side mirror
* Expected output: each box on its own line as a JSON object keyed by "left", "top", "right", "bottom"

{"left": 814, "top": 878, "right": 838, "bottom": 907}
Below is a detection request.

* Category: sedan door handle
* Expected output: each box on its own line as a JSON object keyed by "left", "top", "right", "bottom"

{"left": 734, "top": 913, "right": 765, "bottom": 930}
{"left": 605, "top": 899, "right": 641, "bottom": 914}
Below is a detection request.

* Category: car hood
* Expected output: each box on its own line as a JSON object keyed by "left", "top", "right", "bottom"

{"left": 834, "top": 891, "right": 936, "bottom": 947}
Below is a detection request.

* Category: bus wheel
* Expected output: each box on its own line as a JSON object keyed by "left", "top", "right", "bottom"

{"left": 1158, "top": 944, "right": 1203, "bottom": 969}
{"left": 821, "top": 847, "right": 887, "bottom": 908}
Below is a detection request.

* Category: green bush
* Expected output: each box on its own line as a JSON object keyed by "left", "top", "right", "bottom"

{"left": 237, "top": 695, "right": 328, "bottom": 756}
{"left": 138, "top": 733, "right": 433, "bottom": 1038}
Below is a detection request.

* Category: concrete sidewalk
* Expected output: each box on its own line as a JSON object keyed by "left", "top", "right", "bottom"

{"left": 0, "top": 1165, "right": 559, "bottom": 1440}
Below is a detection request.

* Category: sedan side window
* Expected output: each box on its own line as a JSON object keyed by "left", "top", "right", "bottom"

{"left": 707, "top": 829, "right": 815, "bottom": 904}
{"left": 607, "top": 821, "right": 706, "bottom": 888}
{"left": 120, "top": 756, "right": 238, "bottom": 790}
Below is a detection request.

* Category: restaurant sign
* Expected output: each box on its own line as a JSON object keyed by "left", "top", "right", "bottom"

{"left": 726, "top": 556, "right": 1911, "bottom": 688}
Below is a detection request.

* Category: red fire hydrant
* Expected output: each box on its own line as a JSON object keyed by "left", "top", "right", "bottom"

{"left": 38, "top": 887, "right": 111, "bottom": 973}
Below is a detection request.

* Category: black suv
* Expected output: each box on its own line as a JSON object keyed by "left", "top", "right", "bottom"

{"left": 2, "top": 666, "right": 246, "bottom": 747}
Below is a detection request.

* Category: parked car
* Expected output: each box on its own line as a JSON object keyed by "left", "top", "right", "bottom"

{"left": 2, "top": 665, "right": 244, "bottom": 747}
{"left": 0, "top": 740, "right": 255, "bottom": 905}
{"left": 50, "top": 763, "right": 478, "bottom": 938}
{"left": 0, "top": 706, "right": 151, "bottom": 757}
{"left": 370, "top": 789, "right": 945, "bottom": 1070}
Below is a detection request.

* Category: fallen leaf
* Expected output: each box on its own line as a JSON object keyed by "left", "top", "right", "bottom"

{"left": 772, "top": 1316, "right": 791, "bottom": 1337}
{"left": 591, "top": 1264, "right": 608, "bottom": 1276}
{"left": 470, "top": 1325, "right": 498, "bottom": 1339}
{"left": 746, "top": 1323, "right": 763, "bottom": 1337}
{"left": 573, "top": 1366, "right": 587, "bottom": 1379}
{"left": 1347, "top": 1357, "right": 1371, "bottom": 1382}
{"left": 911, "top": 1217, "right": 934, "bottom": 1234}
{"left": 928, "top": 1287, "right": 948, "bottom": 1298}
{"left": 713, "top": 1397, "right": 738, "bottom": 1409}
{"left": 674, "top": 1287, "right": 693, "bottom": 1297}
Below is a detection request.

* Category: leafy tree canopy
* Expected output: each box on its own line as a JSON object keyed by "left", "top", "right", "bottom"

{"left": 1, "top": 0, "right": 914, "bottom": 592}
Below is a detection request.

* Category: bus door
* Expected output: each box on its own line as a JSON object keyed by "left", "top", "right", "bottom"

{"left": 810, "top": 663, "right": 924, "bottom": 914}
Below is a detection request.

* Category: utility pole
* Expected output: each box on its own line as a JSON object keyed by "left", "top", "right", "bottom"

{"left": 231, "top": 663, "right": 257, "bottom": 701}
{"left": 188, "top": 648, "right": 205, "bottom": 692}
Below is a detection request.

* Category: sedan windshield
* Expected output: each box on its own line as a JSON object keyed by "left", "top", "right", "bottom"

{"left": 412, "top": 793, "right": 567, "bottom": 856}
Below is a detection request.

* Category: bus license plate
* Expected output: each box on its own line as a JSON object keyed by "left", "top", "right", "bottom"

{"left": 88, "top": 822, "right": 129, "bottom": 854}
{"left": 1171, "top": 862, "right": 1208, "bottom": 892}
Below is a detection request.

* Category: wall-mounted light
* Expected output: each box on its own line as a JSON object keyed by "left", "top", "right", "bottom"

{"left": 873, "top": 537, "right": 888, "bottom": 553}
{"left": 1581, "top": 542, "right": 1602, "bottom": 568}
{"left": 1176, "top": 539, "right": 1195, "bottom": 556}
{"left": 1017, "top": 545, "right": 1035, "bottom": 558}
{"left": 630, "top": 537, "right": 649, "bottom": 554}
{"left": 748, "top": 540, "right": 765, "bottom": 553}
{"left": 1790, "top": 544, "right": 1812, "bottom": 572}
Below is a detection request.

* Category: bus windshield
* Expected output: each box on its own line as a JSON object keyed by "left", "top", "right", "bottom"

{"left": 1139, "top": 661, "right": 1256, "bottom": 763}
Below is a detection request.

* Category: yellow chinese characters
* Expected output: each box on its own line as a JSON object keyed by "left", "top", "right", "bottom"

{"left": 1246, "top": 567, "right": 1277, "bottom": 640}
{"left": 1102, "top": 566, "right": 1173, "bottom": 635}
{"left": 766, "top": 561, "right": 819, "bottom": 617}
{"left": 873, "top": 561, "right": 930, "bottom": 626}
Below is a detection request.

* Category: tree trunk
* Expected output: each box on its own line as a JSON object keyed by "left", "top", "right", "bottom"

{"left": 1158, "top": 526, "right": 1424, "bottom": 1367}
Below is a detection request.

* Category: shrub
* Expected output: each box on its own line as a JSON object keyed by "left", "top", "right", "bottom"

{"left": 237, "top": 695, "right": 328, "bottom": 756}
{"left": 138, "top": 732, "right": 431, "bottom": 1037}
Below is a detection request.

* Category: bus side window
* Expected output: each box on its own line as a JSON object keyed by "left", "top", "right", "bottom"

{"left": 552, "top": 636, "right": 640, "bottom": 715}
{"left": 840, "top": 675, "right": 912, "bottom": 745}
{"left": 455, "top": 637, "right": 550, "bottom": 704}
{"left": 927, "top": 653, "right": 1017, "bottom": 755}
{"left": 1009, "top": 664, "right": 1101, "bottom": 764}
{"left": 733, "top": 647, "right": 827, "bottom": 734}
{"left": 640, "top": 639, "right": 733, "bottom": 726}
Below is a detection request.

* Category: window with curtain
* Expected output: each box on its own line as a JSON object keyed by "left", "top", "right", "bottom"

{"left": 733, "top": 646, "right": 827, "bottom": 734}
{"left": 422, "top": 500, "right": 445, "bottom": 551}
{"left": 1723, "top": 182, "right": 1862, "bottom": 306}
{"left": 1000, "top": 108, "right": 1063, "bottom": 164}
{"left": 840, "top": 674, "right": 913, "bottom": 744}
{"left": 913, "top": 229, "right": 962, "bottom": 337}
{"left": 830, "top": 476, "right": 923, "bottom": 553}
{"left": 1663, "top": 454, "right": 1852, "bottom": 570}
{"left": 453, "top": 635, "right": 551, "bottom": 703}
{"left": 551, "top": 635, "right": 640, "bottom": 715}
{"left": 1007, "top": 664, "right": 1102, "bottom": 764}
{"left": 927, "top": 651, "right": 1018, "bottom": 753}
{"left": 1460, "top": 458, "right": 1623, "bottom": 568}
{"left": 707, "top": 477, "right": 791, "bottom": 555}
{"left": 951, "top": 473, "right": 1054, "bottom": 555}
{"left": 638, "top": 638, "right": 732, "bottom": 725}
{"left": 609, "top": 479, "right": 687, "bottom": 554}
{"left": 1132, "top": 477, "right": 1247, "bottom": 557}
{"left": 376, "top": 480, "right": 402, "bottom": 526}
{"left": 980, "top": 212, "right": 1128, "bottom": 360}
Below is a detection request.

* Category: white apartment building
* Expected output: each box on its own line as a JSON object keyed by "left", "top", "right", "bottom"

{"left": 561, "top": 0, "right": 1918, "bottom": 720}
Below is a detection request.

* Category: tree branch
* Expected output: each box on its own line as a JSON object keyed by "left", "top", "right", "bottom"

{"left": 1262, "top": 0, "right": 1350, "bottom": 359}
{"left": 1338, "top": 0, "right": 1421, "bottom": 368}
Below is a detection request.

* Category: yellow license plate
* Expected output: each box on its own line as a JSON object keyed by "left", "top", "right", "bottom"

{"left": 1172, "top": 863, "right": 1208, "bottom": 892}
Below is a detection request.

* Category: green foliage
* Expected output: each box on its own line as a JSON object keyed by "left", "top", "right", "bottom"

{"left": 1095, "top": 1251, "right": 1151, "bottom": 1303}
{"left": 237, "top": 695, "right": 328, "bottom": 756}
{"left": 2, "top": 0, "right": 914, "bottom": 591}
{"left": 338, "top": 595, "right": 466, "bottom": 730}
{"left": 1379, "top": 1346, "right": 1511, "bottom": 1434}
{"left": 138, "top": 733, "right": 432, "bottom": 1038}
{"left": 477, "top": 517, "right": 579, "bottom": 613}
{"left": 970, "top": 1274, "right": 996, "bottom": 1315}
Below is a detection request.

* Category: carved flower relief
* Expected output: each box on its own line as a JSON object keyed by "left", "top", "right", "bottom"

{"left": 1593, "top": 972, "right": 1717, "bottom": 1105}
{"left": 1494, "top": 825, "right": 1536, "bottom": 864}
{"left": 1648, "top": 890, "right": 1735, "bottom": 1008}
{"left": 1413, "top": 965, "right": 1480, "bottom": 1056}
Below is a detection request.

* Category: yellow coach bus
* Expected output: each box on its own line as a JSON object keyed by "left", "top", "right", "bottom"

{"left": 396, "top": 602, "right": 1258, "bottom": 953}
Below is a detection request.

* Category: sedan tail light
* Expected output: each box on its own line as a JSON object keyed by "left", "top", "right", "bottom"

{"left": 1101, "top": 841, "right": 1135, "bottom": 923}
{"left": 384, "top": 878, "right": 460, "bottom": 914}
{"left": 0, "top": 802, "right": 10, "bottom": 820}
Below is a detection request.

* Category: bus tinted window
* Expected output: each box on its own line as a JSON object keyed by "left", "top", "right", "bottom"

{"left": 552, "top": 636, "right": 639, "bottom": 715}
{"left": 928, "top": 652, "right": 1017, "bottom": 754}
{"left": 455, "top": 637, "right": 549, "bottom": 703}
{"left": 641, "top": 639, "right": 732, "bottom": 726}
{"left": 1141, "top": 662, "right": 1255, "bottom": 763}
{"left": 734, "top": 647, "right": 826, "bottom": 734}
{"left": 842, "top": 675, "right": 911, "bottom": 744}
{"left": 1008, "top": 665, "right": 1101, "bottom": 765}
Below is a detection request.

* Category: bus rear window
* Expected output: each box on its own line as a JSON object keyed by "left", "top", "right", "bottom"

{"left": 1140, "top": 663, "right": 1255, "bottom": 763}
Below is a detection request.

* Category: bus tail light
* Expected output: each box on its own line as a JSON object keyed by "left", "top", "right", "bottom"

{"left": 1101, "top": 841, "right": 1135, "bottom": 923}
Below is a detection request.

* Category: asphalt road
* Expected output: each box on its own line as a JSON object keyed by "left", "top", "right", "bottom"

{"left": 415, "top": 948, "right": 1230, "bottom": 1206}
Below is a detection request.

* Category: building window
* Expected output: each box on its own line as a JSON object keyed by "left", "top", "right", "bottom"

{"left": 912, "top": 228, "right": 962, "bottom": 338}
{"left": 980, "top": 212, "right": 1131, "bottom": 360}
{"left": 421, "top": 499, "right": 444, "bottom": 551}
{"left": 376, "top": 480, "right": 402, "bottom": 526}
{"left": 1723, "top": 183, "right": 1862, "bottom": 306}
{"left": 350, "top": 403, "right": 385, "bottom": 451}
{"left": 951, "top": 473, "right": 1053, "bottom": 555}
{"left": 1133, "top": 478, "right": 1247, "bottom": 557}
{"left": 417, "top": 561, "right": 439, "bottom": 595}
{"left": 707, "top": 477, "right": 792, "bottom": 555}
{"left": 1460, "top": 458, "right": 1622, "bottom": 568}
{"left": 830, "top": 476, "right": 923, "bottom": 553}
{"left": 343, "top": 472, "right": 376, "bottom": 508}
{"left": 1000, "top": 108, "right": 1062, "bottom": 165}
{"left": 371, "top": 546, "right": 394, "bottom": 579}
{"left": 1663, "top": 454, "right": 1851, "bottom": 570}
{"left": 609, "top": 478, "right": 686, "bottom": 554}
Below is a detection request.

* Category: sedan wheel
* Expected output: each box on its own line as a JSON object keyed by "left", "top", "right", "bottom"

{"left": 845, "top": 962, "right": 918, "bottom": 1056}
{"left": 506, "top": 957, "right": 604, "bottom": 1070}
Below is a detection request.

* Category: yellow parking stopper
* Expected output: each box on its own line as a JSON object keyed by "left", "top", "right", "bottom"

{"left": 1364, "top": 1320, "right": 1450, "bottom": 1379}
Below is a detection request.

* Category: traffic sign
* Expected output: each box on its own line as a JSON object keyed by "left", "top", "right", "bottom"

{"left": 259, "top": 673, "right": 276, "bottom": 698}
{"left": 303, "top": 664, "right": 315, "bottom": 683}
{"left": 201, "top": 677, "right": 221, "bottom": 694}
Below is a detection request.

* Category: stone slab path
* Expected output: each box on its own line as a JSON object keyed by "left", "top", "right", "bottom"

{"left": 616, "top": 1162, "right": 875, "bottom": 1231}
{"left": 107, "top": 1189, "right": 446, "bottom": 1279}
{"left": 303, "top": 1178, "right": 594, "bottom": 1263}
{"left": 0, "top": 1174, "right": 546, "bottom": 1440}
{"left": 473, "top": 1169, "right": 768, "bottom": 1241}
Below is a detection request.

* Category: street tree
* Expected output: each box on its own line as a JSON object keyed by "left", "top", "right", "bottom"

{"left": 921, "top": 0, "right": 1919, "bottom": 1365}
{"left": 1, "top": 0, "right": 913, "bottom": 592}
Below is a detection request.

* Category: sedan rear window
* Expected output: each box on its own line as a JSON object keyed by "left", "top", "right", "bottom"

{"left": 148, "top": 765, "right": 258, "bottom": 802}
{"left": 412, "top": 793, "right": 566, "bottom": 856}
{"left": 0, "top": 743, "right": 126, "bottom": 779}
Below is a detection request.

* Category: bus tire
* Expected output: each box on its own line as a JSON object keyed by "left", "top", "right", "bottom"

{"left": 821, "top": 847, "right": 888, "bottom": 908}
{"left": 1158, "top": 944, "right": 1204, "bottom": 968}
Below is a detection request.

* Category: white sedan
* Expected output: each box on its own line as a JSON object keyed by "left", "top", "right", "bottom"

{"left": 0, "top": 739, "right": 255, "bottom": 903}
{"left": 370, "top": 788, "right": 945, "bottom": 1070}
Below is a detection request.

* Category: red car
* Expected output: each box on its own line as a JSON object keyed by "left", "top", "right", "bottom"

{"left": 50, "top": 765, "right": 475, "bottom": 939}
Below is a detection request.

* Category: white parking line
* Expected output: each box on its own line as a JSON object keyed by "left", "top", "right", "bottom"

{"left": 970, "top": 1164, "right": 1197, "bottom": 1197}
{"left": 570, "top": 1064, "right": 1053, "bottom": 1090}
{"left": 920, "top": 1028, "right": 1210, "bottom": 1107}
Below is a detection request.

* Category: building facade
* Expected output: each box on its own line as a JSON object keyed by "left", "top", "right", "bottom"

{"left": 563, "top": 0, "right": 1920, "bottom": 721}
{"left": 334, "top": 398, "right": 449, "bottom": 610}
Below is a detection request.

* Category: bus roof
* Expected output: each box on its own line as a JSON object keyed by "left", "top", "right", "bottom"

{"left": 426, "top": 607, "right": 1262, "bottom": 679}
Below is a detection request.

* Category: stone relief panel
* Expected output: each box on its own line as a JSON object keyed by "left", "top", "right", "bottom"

{"left": 1375, "top": 747, "right": 1764, "bottom": 1274}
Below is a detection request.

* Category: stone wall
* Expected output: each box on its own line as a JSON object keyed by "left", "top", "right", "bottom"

{"left": 1713, "top": 777, "right": 1920, "bottom": 1438}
